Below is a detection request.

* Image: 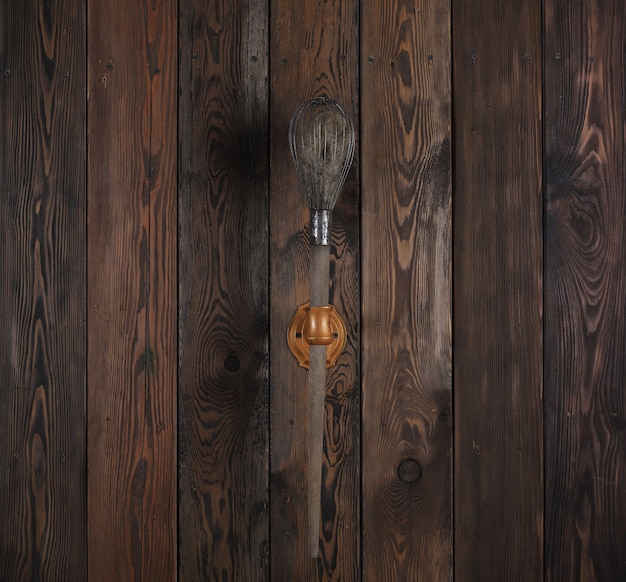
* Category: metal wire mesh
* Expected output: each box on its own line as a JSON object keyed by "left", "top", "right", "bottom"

{"left": 288, "top": 97, "right": 355, "bottom": 211}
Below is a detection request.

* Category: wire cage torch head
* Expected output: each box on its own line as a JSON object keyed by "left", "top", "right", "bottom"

{"left": 288, "top": 97, "right": 355, "bottom": 245}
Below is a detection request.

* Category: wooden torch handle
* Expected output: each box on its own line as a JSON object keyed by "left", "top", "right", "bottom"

{"left": 307, "top": 244, "right": 330, "bottom": 558}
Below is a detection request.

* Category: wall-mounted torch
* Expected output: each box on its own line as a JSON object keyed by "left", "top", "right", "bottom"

{"left": 287, "top": 97, "right": 355, "bottom": 558}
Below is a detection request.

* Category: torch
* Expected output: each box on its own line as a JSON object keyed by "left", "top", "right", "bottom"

{"left": 287, "top": 97, "right": 355, "bottom": 558}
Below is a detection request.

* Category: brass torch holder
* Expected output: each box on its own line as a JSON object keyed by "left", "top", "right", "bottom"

{"left": 287, "top": 302, "right": 346, "bottom": 368}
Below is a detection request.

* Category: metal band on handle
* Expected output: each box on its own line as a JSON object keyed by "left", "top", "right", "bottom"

{"left": 310, "top": 209, "right": 332, "bottom": 246}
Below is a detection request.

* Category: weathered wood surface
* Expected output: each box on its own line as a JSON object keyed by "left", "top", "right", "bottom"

{"left": 453, "top": 0, "right": 544, "bottom": 579}
{"left": 3, "top": 1, "right": 626, "bottom": 579}
{"left": 360, "top": 0, "right": 452, "bottom": 580}
{"left": 544, "top": 2, "right": 626, "bottom": 580}
{"left": 269, "top": 0, "right": 360, "bottom": 577}
{"left": 177, "top": 0, "right": 270, "bottom": 578}
{"left": 86, "top": 0, "right": 177, "bottom": 579}
{"left": 0, "top": 0, "right": 87, "bottom": 579}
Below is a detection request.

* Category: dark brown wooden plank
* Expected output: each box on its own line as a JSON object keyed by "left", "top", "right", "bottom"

{"left": 360, "top": 0, "right": 452, "bottom": 580}
{"left": 452, "top": 0, "right": 543, "bottom": 579}
{"left": 177, "top": 0, "right": 270, "bottom": 578}
{"left": 0, "top": 0, "right": 86, "bottom": 579}
{"left": 269, "top": 0, "right": 360, "bottom": 578}
{"left": 86, "top": 1, "right": 177, "bottom": 579}
{"left": 544, "top": 2, "right": 626, "bottom": 580}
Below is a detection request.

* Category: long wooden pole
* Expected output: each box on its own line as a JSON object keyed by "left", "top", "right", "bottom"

{"left": 307, "top": 244, "right": 331, "bottom": 557}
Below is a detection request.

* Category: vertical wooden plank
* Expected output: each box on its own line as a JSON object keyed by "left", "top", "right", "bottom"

{"left": 361, "top": 0, "right": 452, "bottom": 580}
{"left": 452, "top": 0, "right": 543, "bottom": 579}
{"left": 544, "top": 2, "right": 626, "bottom": 579}
{"left": 269, "top": 0, "right": 360, "bottom": 578}
{"left": 87, "top": 0, "right": 177, "bottom": 579}
{"left": 0, "top": 0, "right": 86, "bottom": 579}
{"left": 177, "top": 0, "right": 270, "bottom": 578}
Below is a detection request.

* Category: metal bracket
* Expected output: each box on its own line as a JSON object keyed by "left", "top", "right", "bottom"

{"left": 287, "top": 302, "right": 347, "bottom": 369}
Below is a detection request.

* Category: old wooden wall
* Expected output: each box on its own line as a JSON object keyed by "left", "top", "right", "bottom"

{"left": 1, "top": 0, "right": 625, "bottom": 580}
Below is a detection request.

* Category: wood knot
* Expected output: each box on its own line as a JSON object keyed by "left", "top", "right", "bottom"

{"left": 224, "top": 355, "right": 240, "bottom": 373}
{"left": 398, "top": 458, "right": 422, "bottom": 483}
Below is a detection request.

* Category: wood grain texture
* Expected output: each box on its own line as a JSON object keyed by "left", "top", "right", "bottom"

{"left": 87, "top": 0, "right": 177, "bottom": 579}
{"left": 0, "top": 0, "right": 86, "bottom": 579}
{"left": 177, "top": 0, "right": 270, "bottom": 578}
{"left": 361, "top": 0, "right": 452, "bottom": 580}
{"left": 269, "top": 0, "right": 360, "bottom": 577}
{"left": 544, "top": 2, "right": 626, "bottom": 580}
{"left": 452, "top": 0, "right": 543, "bottom": 579}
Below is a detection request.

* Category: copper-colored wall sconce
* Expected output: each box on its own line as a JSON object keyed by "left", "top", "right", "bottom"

{"left": 287, "top": 302, "right": 347, "bottom": 369}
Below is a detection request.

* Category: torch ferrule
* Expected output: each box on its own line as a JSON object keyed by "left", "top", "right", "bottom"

{"left": 310, "top": 209, "right": 332, "bottom": 246}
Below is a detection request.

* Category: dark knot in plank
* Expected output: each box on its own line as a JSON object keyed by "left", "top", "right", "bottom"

{"left": 398, "top": 458, "right": 422, "bottom": 483}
